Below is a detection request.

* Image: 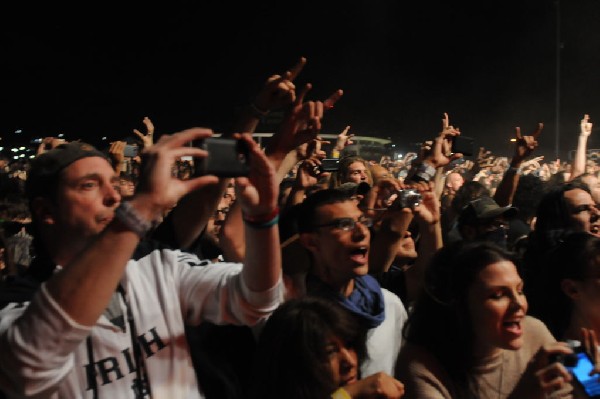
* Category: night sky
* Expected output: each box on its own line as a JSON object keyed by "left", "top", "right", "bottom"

{"left": 3, "top": 0, "right": 600, "bottom": 160}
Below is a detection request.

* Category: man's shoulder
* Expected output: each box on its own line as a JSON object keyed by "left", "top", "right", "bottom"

{"left": 380, "top": 287, "right": 409, "bottom": 320}
{"left": 381, "top": 287, "right": 406, "bottom": 307}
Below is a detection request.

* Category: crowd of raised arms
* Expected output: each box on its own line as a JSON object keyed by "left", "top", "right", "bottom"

{"left": 1, "top": 57, "right": 600, "bottom": 398}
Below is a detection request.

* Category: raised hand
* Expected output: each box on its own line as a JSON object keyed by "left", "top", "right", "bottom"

{"left": 233, "top": 134, "right": 278, "bottom": 218}
{"left": 335, "top": 125, "right": 354, "bottom": 152}
{"left": 108, "top": 140, "right": 126, "bottom": 171}
{"left": 581, "top": 114, "right": 593, "bottom": 137}
{"left": 135, "top": 128, "right": 219, "bottom": 216}
{"left": 269, "top": 81, "right": 343, "bottom": 157}
{"left": 426, "top": 112, "right": 463, "bottom": 168}
{"left": 133, "top": 116, "right": 155, "bottom": 150}
{"left": 253, "top": 57, "right": 307, "bottom": 112}
{"left": 513, "top": 122, "right": 542, "bottom": 162}
{"left": 412, "top": 181, "right": 440, "bottom": 225}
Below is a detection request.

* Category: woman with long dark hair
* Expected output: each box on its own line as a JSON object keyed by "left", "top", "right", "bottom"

{"left": 395, "top": 241, "right": 575, "bottom": 398}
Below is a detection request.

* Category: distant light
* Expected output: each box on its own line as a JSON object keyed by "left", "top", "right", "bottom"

{"left": 29, "top": 155, "right": 35, "bottom": 159}
{"left": 19, "top": 147, "right": 25, "bottom": 151}
{"left": 58, "top": 134, "right": 64, "bottom": 138}
{"left": 10, "top": 148, "right": 18, "bottom": 152}
{"left": 102, "top": 136, "right": 107, "bottom": 141}
{"left": 12, "top": 156, "right": 18, "bottom": 160}
{"left": 14, "top": 129, "right": 22, "bottom": 134}
{"left": 0, "top": 147, "right": 3, "bottom": 151}
{"left": 510, "top": 138, "right": 517, "bottom": 142}
{"left": 396, "top": 153, "right": 403, "bottom": 159}
{"left": 19, "top": 154, "right": 25, "bottom": 158}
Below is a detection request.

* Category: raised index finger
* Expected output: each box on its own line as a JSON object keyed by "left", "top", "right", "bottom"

{"left": 442, "top": 112, "right": 450, "bottom": 129}
{"left": 287, "top": 57, "right": 307, "bottom": 82}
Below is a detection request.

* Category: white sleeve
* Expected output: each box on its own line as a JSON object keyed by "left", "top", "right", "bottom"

{"left": 0, "top": 283, "right": 91, "bottom": 397}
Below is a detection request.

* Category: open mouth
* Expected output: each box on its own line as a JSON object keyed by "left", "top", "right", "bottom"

{"left": 349, "top": 247, "right": 368, "bottom": 263}
{"left": 502, "top": 319, "right": 522, "bottom": 335}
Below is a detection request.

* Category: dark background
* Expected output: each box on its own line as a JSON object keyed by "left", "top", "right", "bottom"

{"left": 2, "top": 0, "right": 600, "bottom": 160}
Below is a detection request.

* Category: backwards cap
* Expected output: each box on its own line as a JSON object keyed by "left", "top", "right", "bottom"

{"left": 26, "top": 141, "right": 109, "bottom": 201}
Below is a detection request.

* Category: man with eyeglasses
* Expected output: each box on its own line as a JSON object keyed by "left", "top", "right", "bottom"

{"left": 296, "top": 188, "right": 408, "bottom": 378}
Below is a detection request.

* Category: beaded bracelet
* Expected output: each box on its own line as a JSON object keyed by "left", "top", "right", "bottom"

{"left": 243, "top": 207, "right": 279, "bottom": 229}
{"left": 114, "top": 201, "right": 154, "bottom": 238}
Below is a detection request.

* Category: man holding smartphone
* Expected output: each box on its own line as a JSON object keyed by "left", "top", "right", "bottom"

{"left": 0, "top": 130, "right": 283, "bottom": 398}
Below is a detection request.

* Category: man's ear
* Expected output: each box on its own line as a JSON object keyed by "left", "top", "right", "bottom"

{"left": 299, "top": 232, "right": 319, "bottom": 253}
{"left": 560, "top": 279, "right": 581, "bottom": 301}
{"left": 31, "top": 197, "right": 57, "bottom": 226}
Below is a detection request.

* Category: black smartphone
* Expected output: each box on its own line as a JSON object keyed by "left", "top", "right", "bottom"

{"left": 567, "top": 347, "right": 600, "bottom": 398}
{"left": 320, "top": 158, "right": 340, "bottom": 172}
{"left": 124, "top": 144, "right": 139, "bottom": 157}
{"left": 451, "top": 136, "right": 475, "bottom": 157}
{"left": 194, "top": 137, "right": 250, "bottom": 177}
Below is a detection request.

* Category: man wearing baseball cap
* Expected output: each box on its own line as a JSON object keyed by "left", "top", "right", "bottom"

{"left": 0, "top": 132, "right": 283, "bottom": 398}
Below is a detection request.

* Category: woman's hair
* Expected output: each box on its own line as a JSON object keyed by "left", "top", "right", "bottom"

{"left": 539, "top": 232, "right": 600, "bottom": 339}
{"left": 328, "top": 156, "right": 372, "bottom": 188}
{"left": 249, "top": 296, "right": 368, "bottom": 399}
{"left": 403, "top": 241, "right": 517, "bottom": 398}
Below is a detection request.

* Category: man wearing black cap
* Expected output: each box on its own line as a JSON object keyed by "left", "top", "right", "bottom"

{"left": 457, "top": 195, "right": 519, "bottom": 248}
{"left": 0, "top": 130, "right": 282, "bottom": 398}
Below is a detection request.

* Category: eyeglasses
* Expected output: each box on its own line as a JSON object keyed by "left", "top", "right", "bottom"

{"left": 312, "top": 216, "right": 374, "bottom": 231}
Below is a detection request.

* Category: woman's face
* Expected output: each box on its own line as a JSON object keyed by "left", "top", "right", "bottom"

{"left": 325, "top": 335, "right": 358, "bottom": 387}
{"left": 467, "top": 260, "right": 528, "bottom": 355}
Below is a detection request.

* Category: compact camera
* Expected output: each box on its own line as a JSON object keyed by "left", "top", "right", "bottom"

{"left": 397, "top": 189, "right": 422, "bottom": 209}
{"left": 319, "top": 158, "right": 340, "bottom": 173}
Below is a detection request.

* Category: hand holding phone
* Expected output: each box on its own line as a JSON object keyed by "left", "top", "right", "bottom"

{"left": 566, "top": 345, "right": 600, "bottom": 398}
{"left": 451, "top": 136, "right": 475, "bottom": 157}
{"left": 194, "top": 137, "right": 250, "bottom": 177}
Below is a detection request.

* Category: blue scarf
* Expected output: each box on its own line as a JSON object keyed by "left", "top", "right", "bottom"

{"left": 307, "top": 274, "right": 385, "bottom": 328}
